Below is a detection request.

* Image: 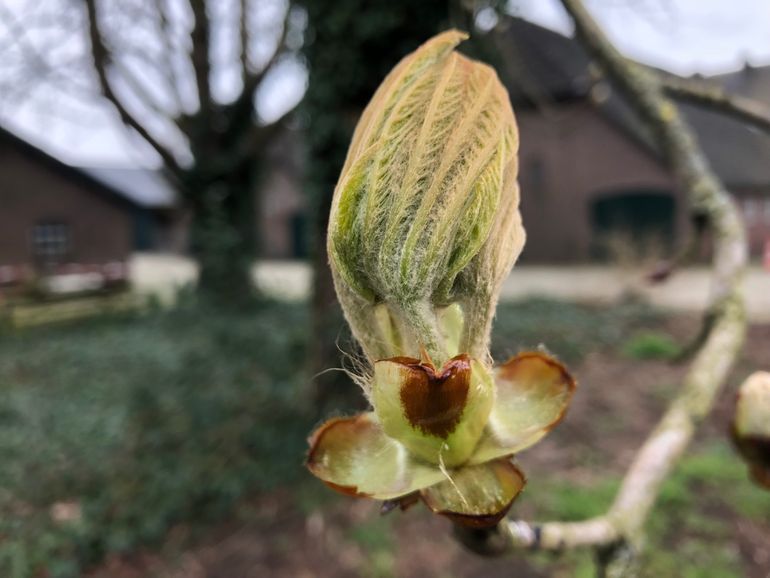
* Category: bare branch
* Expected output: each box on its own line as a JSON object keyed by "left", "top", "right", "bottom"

{"left": 154, "top": 1, "right": 185, "bottom": 112}
{"left": 203, "top": 106, "right": 292, "bottom": 180}
{"left": 117, "top": 46, "right": 181, "bottom": 103}
{"left": 252, "top": 14, "right": 289, "bottom": 83}
{"left": 83, "top": 0, "right": 183, "bottom": 177}
{"left": 111, "top": 56, "right": 175, "bottom": 120}
{"left": 660, "top": 73, "right": 770, "bottom": 135}
{"left": 227, "top": 14, "right": 289, "bottom": 132}
{"left": 455, "top": 517, "right": 618, "bottom": 555}
{"left": 240, "top": 0, "right": 250, "bottom": 82}
{"left": 188, "top": 0, "right": 212, "bottom": 114}
{"left": 237, "top": 105, "right": 292, "bottom": 158}
{"left": 458, "top": 0, "right": 748, "bottom": 566}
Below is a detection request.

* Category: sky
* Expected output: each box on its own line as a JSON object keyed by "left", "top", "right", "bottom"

{"left": 1, "top": 0, "right": 769, "bottom": 168}
{"left": 509, "top": 0, "right": 770, "bottom": 75}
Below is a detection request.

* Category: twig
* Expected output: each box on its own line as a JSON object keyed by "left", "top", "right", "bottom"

{"left": 457, "top": 0, "right": 748, "bottom": 569}
{"left": 84, "top": 0, "right": 184, "bottom": 178}
{"left": 226, "top": 14, "right": 290, "bottom": 136}
{"left": 240, "top": 0, "right": 251, "bottom": 83}
{"left": 188, "top": 0, "right": 212, "bottom": 115}
{"left": 154, "top": 1, "right": 186, "bottom": 113}
{"left": 110, "top": 56, "right": 175, "bottom": 119}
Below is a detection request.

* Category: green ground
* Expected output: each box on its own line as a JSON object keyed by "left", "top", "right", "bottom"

{"left": 0, "top": 298, "right": 768, "bottom": 577}
{"left": 0, "top": 300, "right": 311, "bottom": 577}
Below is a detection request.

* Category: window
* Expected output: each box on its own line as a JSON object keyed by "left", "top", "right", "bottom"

{"left": 31, "top": 222, "right": 70, "bottom": 262}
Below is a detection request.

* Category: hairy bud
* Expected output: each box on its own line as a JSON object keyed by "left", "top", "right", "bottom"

{"left": 732, "top": 371, "right": 770, "bottom": 489}
{"left": 327, "top": 30, "right": 524, "bottom": 363}
{"left": 308, "top": 31, "right": 574, "bottom": 528}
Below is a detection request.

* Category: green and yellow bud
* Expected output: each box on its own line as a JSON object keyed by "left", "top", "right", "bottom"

{"left": 327, "top": 30, "right": 524, "bottom": 362}
{"left": 307, "top": 31, "right": 575, "bottom": 528}
{"left": 371, "top": 354, "right": 494, "bottom": 467}
{"left": 732, "top": 371, "right": 770, "bottom": 489}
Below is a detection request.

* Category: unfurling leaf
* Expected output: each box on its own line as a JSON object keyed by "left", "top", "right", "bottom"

{"left": 327, "top": 30, "right": 524, "bottom": 362}
{"left": 306, "top": 30, "right": 575, "bottom": 529}
{"left": 732, "top": 371, "right": 770, "bottom": 489}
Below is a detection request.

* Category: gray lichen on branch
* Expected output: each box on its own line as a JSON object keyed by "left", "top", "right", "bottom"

{"left": 456, "top": 0, "right": 748, "bottom": 568}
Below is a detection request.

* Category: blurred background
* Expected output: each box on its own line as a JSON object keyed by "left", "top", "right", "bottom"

{"left": 1, "top": 1, "right": 769, "bottom": 576}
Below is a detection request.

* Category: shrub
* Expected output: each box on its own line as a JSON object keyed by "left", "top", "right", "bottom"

{"left": 0, "top": 300, "right": 315, "bottom": 577}
{"left": 622, "top": 331, "right": 681, "bottom": 360}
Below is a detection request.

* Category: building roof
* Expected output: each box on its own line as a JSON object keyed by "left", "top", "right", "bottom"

{"left": 0, "top": 124, "right": 177, "bottom": 210}
{"left": 495, "top": 16, "right": 592, "bottom": 106}
{"left": 710, "top": 64, "right": 770, "bottom": 104}
{"left": 680, "top": 102, "right": 770, "bottom": 188}
{"left": 687, "top": 64, "right": 770, "bottom": 188}
{"left": 494, "top": 16, "right": 770, "bottom": 190}
{"left": 79, "top": 166, "right": 177, "bottom": 209}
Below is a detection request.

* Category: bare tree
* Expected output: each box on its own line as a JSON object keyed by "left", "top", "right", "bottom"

{"left": 0, "top": 0, "right": 305, "bottom": 301}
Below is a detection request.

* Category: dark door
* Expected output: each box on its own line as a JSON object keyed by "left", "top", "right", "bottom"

{"left": 591, "top": 192, "right": 676, "bottom": 260}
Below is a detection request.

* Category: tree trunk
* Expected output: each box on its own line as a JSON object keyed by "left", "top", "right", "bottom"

{"left": 188, "top": 162, "right": 260, "bottom": 305}
{"left": 300, "top": 0, "right": 451, "bottom": 409}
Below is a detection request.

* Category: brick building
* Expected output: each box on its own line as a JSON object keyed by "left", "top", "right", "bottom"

{"left": 496, "top": 16, "right": 770, "bottom": 262}
{"left": 0, "top": 126, "right": 178, "bottom": 286}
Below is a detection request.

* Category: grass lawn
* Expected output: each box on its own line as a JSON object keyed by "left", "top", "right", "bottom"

{"left": 0, "top": 300, "right": 312, "bottom": 577}
{"left": 1, "top": 297, "right": 768, "bottom": 577}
